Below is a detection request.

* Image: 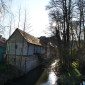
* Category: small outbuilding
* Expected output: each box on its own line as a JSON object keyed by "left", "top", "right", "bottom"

{"left": 6, "top": 28, "right": 45, "bottom": 73}
{"left": 0, "top": 35, "right": 6, "bottom": 61}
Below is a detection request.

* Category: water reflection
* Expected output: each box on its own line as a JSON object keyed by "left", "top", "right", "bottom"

{"left": 5, "top": 61, "right": 58, "bottom": 85}
{"left": 36, "top": 60, "right": 58, "bottom": 85}
{"left": 41, "top": 72, "right": 57, "bottom": 85}
{"left": 5, "top": 66, "right": 44, "bottom": 85}
{"left": 80, "top": 81, "right": 85, "bottom": 85}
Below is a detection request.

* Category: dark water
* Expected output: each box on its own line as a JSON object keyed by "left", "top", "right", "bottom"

{"left": 5, "top": 66, "right": 44, "bottom": 85}
{"left": 80, "top": 81, "right": 85, "bottom": 85}
{"left": 5, "top": 61, "right": 57, "bottom": 85}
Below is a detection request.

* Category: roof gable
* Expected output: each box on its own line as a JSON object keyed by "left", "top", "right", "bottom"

{"left": 7, "top": 28, "right": 42, "bottom": 46}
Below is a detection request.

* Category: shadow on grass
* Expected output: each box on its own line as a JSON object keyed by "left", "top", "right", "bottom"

{"left": 57, "top": 62, "right": 82, "bottom": 85}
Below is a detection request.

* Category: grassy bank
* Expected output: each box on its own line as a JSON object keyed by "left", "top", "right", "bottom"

{"left": 57, "top": 62, "right": 82, "bottom": 85}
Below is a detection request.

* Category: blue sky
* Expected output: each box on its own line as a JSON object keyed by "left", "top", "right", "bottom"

{"left": 3, "top": 0, "right": 50, "bottom": 38}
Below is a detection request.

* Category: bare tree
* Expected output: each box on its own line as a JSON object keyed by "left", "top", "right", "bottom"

{"left": 46, "top": 0, "right": 82, "bottom": 69}
{"left": 0, "top": 0, "right": 12, "bottom": 34}
{"left": 18, "top": 7, "right": 21, "bottom": 28}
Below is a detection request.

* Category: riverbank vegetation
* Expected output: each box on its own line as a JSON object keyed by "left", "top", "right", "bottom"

{"left": 46, "top": 0, "right": 85, "bottom": 84}
{"left": 57, "top": 61, "right": 82, "bottom": 85}
{"left": 54, "top": 44, "right": 85, "bottom": 85}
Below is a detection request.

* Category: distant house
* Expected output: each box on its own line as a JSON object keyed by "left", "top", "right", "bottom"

{"left": 0, "top": 35, "right": 6, "bottom": 61}
{"left": 39, "top": 36, "right": 57, "bottom": 58}
{"left": 6, "top": 28, "right": 45, "bottom": 73}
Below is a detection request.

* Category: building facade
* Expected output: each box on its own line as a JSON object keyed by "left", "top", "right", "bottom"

{"left": 7, "top": 28, "right": 45, "bottom": 73}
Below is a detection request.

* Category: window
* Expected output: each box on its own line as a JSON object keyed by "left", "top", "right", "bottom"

{"left": 15, "top": 44, "right": 17, "bottom": 49}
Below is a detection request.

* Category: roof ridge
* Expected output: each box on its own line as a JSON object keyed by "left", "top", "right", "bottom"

{"left": 17, "top": 28, "right": 38, "bottom": 40}
{"left": 17, "top": 28, "right": 41, "bottom": 46}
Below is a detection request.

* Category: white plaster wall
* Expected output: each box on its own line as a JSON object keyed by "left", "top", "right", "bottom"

{"left": 8, "top": 41, "right": 28, "bottom": 55}
{"left": 7, "top": 55, "right": 39, "bottom": 73}
{"left": 28, "top": 44, "right": 34, "bottom": 55}
{"left": 25, "top": 55, "right": 39, "bottom": 72}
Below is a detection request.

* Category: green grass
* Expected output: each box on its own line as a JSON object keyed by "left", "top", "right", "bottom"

{"left": 58, "top": 62, "right": 82, "bottom": 85}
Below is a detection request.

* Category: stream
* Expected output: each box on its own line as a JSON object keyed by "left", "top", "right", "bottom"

{"left": 5, "top": 60, "right": 58, "bottom": 85}
{"left": 80, "top": 81, "right": 85, "bottom": 85}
